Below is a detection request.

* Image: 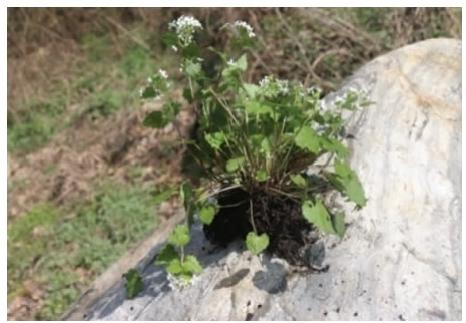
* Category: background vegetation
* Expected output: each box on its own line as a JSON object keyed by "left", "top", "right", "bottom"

{"left": 7, "top": 7, "right": 461, "bottom": 320}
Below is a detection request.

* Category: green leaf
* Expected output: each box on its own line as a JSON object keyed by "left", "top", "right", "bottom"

{"left": 123, "top": 269, "right": 144, "bottom": 299}
{"left": 182, "top": 43, "right": 201, "bottom": 58}
{"left": 180, "top": 182, "right": 193, "bottom": 207}
{"left": 180, "top": 182, "right": 195, "bottom": 225}
{"left": 168, "top": 224, "right": 190, "bottom": 247}
{"left": 237, "top": 54, "right": 248, "bottom": 71}
{"left": 166, "top": 256, "right": 202, "bottom": 280}
{"left": 320, "top": 137, "right": 348, "bottom": 159}
{"left": 333, "top": 212, "right": 346, "bottom": 238}
{"left": 290, "top": 174, "right": 307, "bottom": 188}
{"left": 184, "top": 60, "right": 202, "bottom": 78}
{"left": 260, "top": 137, "right": 272, "bottom": 155}
{"left": 226, "top": 157, "right": 245, "bottom": 173}
{"left": 164, "top": 101, "right": 181, "bottom": 118}
{"left": 140, "top": 86, "right": 158, "bottom": 99}
{"left": 333, "top": 161, "right": 367, "bottom": 208}
{"left": 183, "top": 87, "right": 194, "bottom": 103}
{"left": 162, "top": 31, "right": 178, "bottom": 47}
{"left": 255, "top": 170, "right": 269, "bottom": 182}
{"left": 245, "top": 232, "right": 269, "bottom": 255}
{"left": 205, "top": 132, "right": 226, "bottom": 150}
{"left": 243, "top": 83, "right": 259, "bottom": 98}
{"left": 153, "top": 187, "right": 177, "bottom": 205}
{"left": 143, "top": 111, "right": 168, "bottom": 128}
{"left": 166, "top": 258, "right": 183, "bottom": 275}
{"left": 344, "top": 176, "right": 367, "bottom": 208}
{"left": 295, "top": 126, "right": 320, "bottom": 153}
{"left": 198, "top": 203, "right": 217, "bottom": 225}
{"left": 245, "top": 100, "right": 273, "bottom": 115}
{"left": 155, "top": 244, "right": 178, "bottom": 266}
{"left": 302, "top": 199, "right": 335, "bottom": 235}
{"left": 182, "top": 255, "right": 202, "bottom": 274}
{"left": 334, "top": 160, "right": 353, "bottom": 179}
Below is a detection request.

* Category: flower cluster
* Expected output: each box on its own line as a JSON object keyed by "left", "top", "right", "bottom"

{"left": 139, "top": 69, "right": 170, "bottom": 99}
{"left": 169, "top": 15, "right": 203, "bottom": 47}
{"left": 233, "top": 20, "right": 256, "bottom": 38}
{"left": 258, "top": 75, "right": 290, "bottom": 97}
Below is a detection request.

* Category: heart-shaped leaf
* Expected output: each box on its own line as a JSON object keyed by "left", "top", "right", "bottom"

{"left": 205, "top": 131, "right": 226, "bottom": 150}
{"left": 168, "top": 224, "right": 190, "bottom": 247}
{"left": 155, "top": 244, "right": 178, "bottom": 266}
{"left": 226, "top": 157, "right": 245, "bottom": 172}
{"left": 290, "top": 174, "right": 307, "bottom": 188}
{"left": 245, "top": 232, "right": 269, "bottom": 255}
{"left": 255, "top": 170, "right": 269, "bottom": 182}
{"left": 182, "top": 255, "right": 202, "bottom": 274}
{"left": 166, "top": 258, "right": 183, "bottom": 275}
{"left": 198, "top": 203, "right": 217, "bottom": 225}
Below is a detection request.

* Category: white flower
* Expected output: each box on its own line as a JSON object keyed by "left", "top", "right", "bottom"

{"left": 147, "top": 76, "right": 153, "bottom": 83}
{"left": 277, "top": 79, "right": 289, "bottom": 94}
{"left": 258, "top": 75, "right": 290, "bottom": 97}
{"left": 171, "top": 45, "right": 178, "bottom": 52}
{"left": 259, "top": 75, "right": 272, "bottom": 87}
{"left": 158, "top": 69, "right": 168, "bottom": 79}
{"left": 307, "top": 86, "right": 321, "bottom": 94}
{"left": 169, "top": 15, "right": 203, "bottom": 46}
{"left": 227, "top": 59, "right": 235, "bottom": 66}
{"left": 233, "top": 20, "right": 256, "bottom": 38}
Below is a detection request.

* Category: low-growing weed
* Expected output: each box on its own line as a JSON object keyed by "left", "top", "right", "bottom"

{"left": 140, "top": 16, "right": 370, "bottom": 284}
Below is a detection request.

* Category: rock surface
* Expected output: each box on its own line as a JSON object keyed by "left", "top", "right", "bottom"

{"left": 65, "top": 38, "right": 462, "bottom": 321}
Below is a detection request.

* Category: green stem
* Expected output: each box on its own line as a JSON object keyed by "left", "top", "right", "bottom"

{"left": 249, "top": 199, "right": 257, "bottom": 233}
{"left": 180, "top": 246, "right": 185, "bottom": 263}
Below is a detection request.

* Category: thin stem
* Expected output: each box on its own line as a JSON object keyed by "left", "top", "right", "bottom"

{"left": 249, "top": 199, "right": 257, "bottom": 233}
{"left": 202, "top": 184, "right": 243, "bottom": 200}
{"left": 219, "top": 200, "right": 249, "bottom": 208}
{"left": 180, "top": 246, "right": 185, "bottom": 263}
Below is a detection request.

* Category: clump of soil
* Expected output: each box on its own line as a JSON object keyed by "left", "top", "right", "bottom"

{"left": 203, "top": 188, "right": 316, "bottom": 266}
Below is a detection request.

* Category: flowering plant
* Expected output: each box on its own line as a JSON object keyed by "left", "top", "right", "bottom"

{"left": 141, "top": 16, "right": 368, "bottom": 283}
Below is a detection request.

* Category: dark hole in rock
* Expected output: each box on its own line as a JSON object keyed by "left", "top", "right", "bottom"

{"left": 245, "top": 313, "right": 254, "bottom": 321}
{"left": 354, "top": 312, "right": 359, "bottom": 317}
{"left": 203, "top": 187, "right": 320, "bottom": 266}
{"left": 257, "top": 304, "right": 262, "bottom": 309}
{"left": 336, "top": 307, "right": 340, "bottom": 313}
{"left": 247, "top": 300, "right": 251, "bottom": 306}
{"left": 398, "top": 314, "right": 405, "bottom": 321}
{"left": 323, "top": 311, "right": 328, "bottom": 316}
{"left": 214, "top": 268, "right": 250, "bottom": 290}
{"left": 252, "top": 261, "right": 287, "bottom": 294}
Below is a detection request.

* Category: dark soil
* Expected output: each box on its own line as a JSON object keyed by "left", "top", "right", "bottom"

{"left": 203, "top": 188, "right": 316, "bottom": 266}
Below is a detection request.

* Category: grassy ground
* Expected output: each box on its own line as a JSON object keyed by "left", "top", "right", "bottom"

{"left": 8, "top": 181, "right": 158, "bottom": 319}
{"left": 7, "top": 7, "right": 461, "bottom": 320}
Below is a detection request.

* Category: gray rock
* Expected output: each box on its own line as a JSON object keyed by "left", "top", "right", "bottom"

{"left": 65, "top": 38, "right": 461, "bottom": 320}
